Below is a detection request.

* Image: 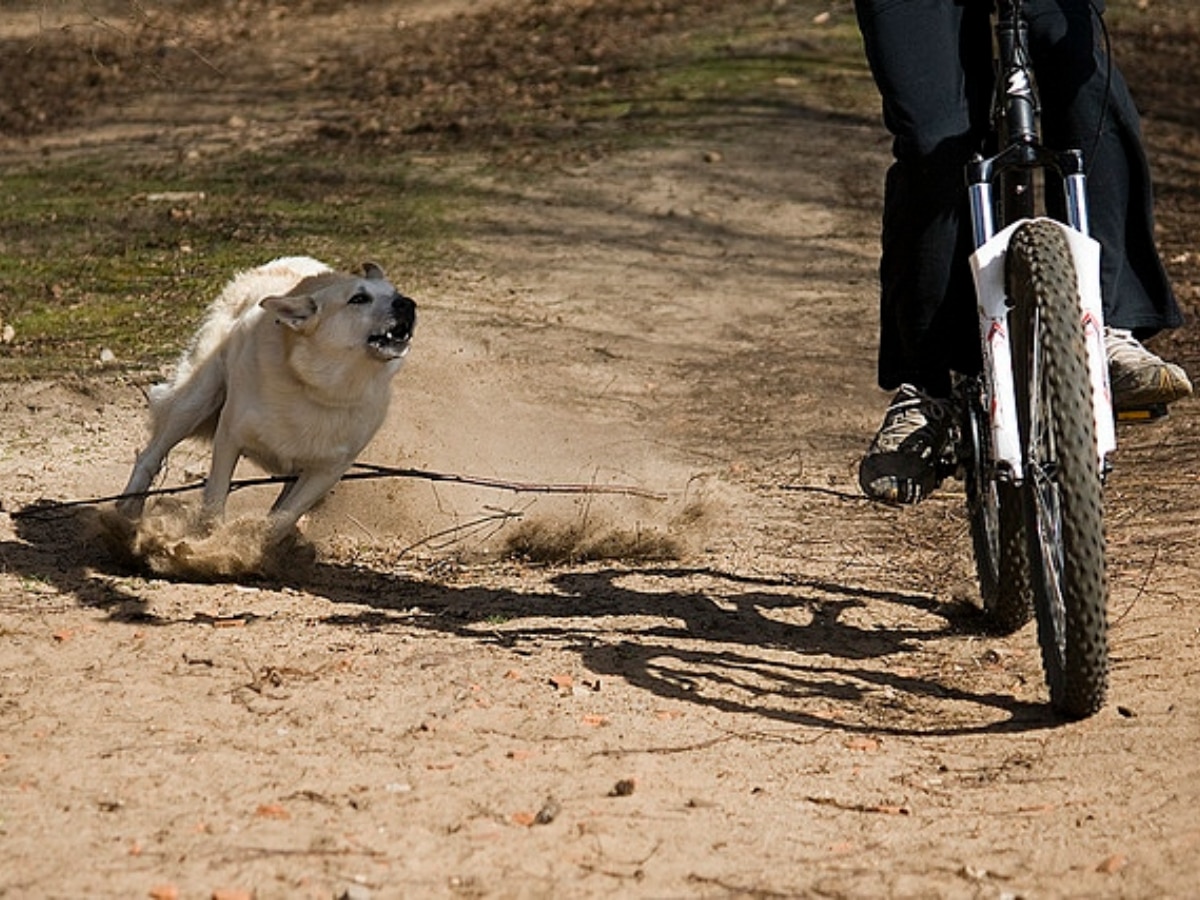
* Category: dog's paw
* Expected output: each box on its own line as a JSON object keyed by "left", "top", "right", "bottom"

{"left": 259, "top": 527, "right": 317, "bottom": 581}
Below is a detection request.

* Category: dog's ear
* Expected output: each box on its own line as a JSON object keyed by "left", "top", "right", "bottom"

{"left": 362, "top": 262, "right": 386, "bottom": 281}
{"left": 261, "top": 294, "right": 319, "bottom": 331}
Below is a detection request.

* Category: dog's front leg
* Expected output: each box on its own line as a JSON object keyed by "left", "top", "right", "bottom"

{"left": 200, "top": 430, "right": 242, "bottom": 528}
{"left": 264, "top": 468, "right": 346, "bottom": 543}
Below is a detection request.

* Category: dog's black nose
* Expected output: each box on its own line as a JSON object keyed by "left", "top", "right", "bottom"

{"left": 392, "top": 294, "right": 416, "bottom": 337}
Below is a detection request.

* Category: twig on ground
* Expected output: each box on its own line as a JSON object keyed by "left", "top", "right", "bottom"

{"left": 9, "top": 462, "right": 667, "bottom": 520}
{"left": 1111, "top": 545, "right": 1159, "bottom": 628}
{"left": 396, "top": 507, "right": 525, "bottom": 558}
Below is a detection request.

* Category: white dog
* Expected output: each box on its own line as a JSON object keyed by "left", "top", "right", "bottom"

{"left": 118, "top": 256, "right": 416, "bottom": 542}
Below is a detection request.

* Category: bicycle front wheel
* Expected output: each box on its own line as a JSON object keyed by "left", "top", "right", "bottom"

{"left": 1006, "top": 220, "right": 1109, "bottom": 719}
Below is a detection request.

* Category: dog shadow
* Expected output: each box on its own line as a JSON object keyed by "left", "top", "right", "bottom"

{"left": 4, "top": 501, "right": 1054, "bottom": 735}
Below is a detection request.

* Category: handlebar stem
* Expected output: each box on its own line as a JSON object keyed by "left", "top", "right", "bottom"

{"left": 995, "top": 8, "right": 1037, "bottom": 147}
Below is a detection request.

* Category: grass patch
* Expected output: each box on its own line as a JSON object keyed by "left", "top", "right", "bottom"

{"left": 0, "top": 152, "right": 456, "bottom": 379}
{"left": 517, "top": 5, "right": 873, "bottom": 150}
{"left": 646, "top": 11, "right": 871, "bottom": 116}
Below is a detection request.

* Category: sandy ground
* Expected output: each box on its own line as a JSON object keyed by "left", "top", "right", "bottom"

{"left": 3, "top": 2, "right": 1200, "bottom": 898}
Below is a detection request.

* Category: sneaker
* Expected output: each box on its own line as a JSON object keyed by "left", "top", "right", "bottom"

{"left": 859, "top": 384, "right": 955, "bottom": 505}
{"left": 1105, "top": 326, "right": 1193, "bottom": 411}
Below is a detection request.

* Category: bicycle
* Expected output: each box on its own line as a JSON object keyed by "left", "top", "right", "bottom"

{"left": 955, "top": 0, "right": 1118, "bottom": 719}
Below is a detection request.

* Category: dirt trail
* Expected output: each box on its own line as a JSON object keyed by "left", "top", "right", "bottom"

{"left": 3, "top": 2, "right": 1200, "bottom": 898}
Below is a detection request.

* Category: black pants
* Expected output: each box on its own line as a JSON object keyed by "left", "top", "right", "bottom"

{"left": 854, "top": 0, "right": 1182, "bottom": 397}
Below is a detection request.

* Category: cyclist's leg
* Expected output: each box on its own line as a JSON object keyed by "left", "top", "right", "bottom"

{"left": 1027, "top": 0, "right": 1190, "bottom": 407}
{"left": 853, "top": 0, "right": 991, "bottom": 502}
{"left": 1028, "top": 0, "right": 1181, "bottom": 333}
{"left": 854, "top": 0, "right": 992, "bottom": 398}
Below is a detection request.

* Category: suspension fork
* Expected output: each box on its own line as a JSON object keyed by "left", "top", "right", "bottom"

{"left": 968, "top": 150, "right": 1112, "bottom": 479}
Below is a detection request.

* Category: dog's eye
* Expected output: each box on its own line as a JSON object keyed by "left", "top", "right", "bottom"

{"left": 348, "top": 291, "right": 372, "bottom": 305}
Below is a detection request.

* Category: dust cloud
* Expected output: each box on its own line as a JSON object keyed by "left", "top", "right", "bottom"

{"left": 311, "top": 399, "right": 724, "bottom": 568}
{"left": 98, "top": 328, "right": 730, "bottom": 580}
{"left": 304, "top": 327, "right": 730, "bottom": 569}
{"left": 94, "top": 500, "right": 315, "bottom": 582}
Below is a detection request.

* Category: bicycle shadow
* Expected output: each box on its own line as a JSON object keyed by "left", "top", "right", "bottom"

{"left": 311, "top": 562, "right": 1052, "bottom": 736}
{"left": 4, "top": 503, "right": 1053, "bottom": 736}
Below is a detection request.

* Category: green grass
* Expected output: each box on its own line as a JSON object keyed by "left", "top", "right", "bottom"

{"left": 563, "top": 8, "right": 872, "bottom": 136}
{"left": 0, "top": 152, "right": 455, "bottom": 379}
{"left": 650, "top": 12, "right": 870, "bottom": 114}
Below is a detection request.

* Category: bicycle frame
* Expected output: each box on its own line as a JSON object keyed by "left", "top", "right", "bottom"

{"left": 964, "top": 0, "right": 1115, "bottom": 482}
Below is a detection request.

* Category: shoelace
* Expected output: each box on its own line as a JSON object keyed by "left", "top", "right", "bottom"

{"left": 876, "top": 389, "right": 950, "bottom": 450}
{"left": 1104, "top": 326, "right": 1143, "bottom": 360}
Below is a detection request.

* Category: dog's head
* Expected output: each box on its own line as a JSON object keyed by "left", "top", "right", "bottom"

{"left": 260, "top": 262, "right": 416, "bottom": 365}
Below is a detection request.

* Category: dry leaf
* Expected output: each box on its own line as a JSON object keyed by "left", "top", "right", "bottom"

{"left": 1097, "top": 853, "right": 1128, "bottom": 874}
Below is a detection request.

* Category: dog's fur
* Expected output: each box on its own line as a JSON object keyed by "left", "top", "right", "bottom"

{"left": 118, "top": 256, "right": 416, "bottom": 542}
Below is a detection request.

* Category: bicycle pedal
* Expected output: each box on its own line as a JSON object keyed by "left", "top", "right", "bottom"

{"left": 1115, "top": 404, "right": 1168, "bottom": 423}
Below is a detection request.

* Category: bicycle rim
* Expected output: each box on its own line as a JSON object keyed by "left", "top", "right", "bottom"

{"left": 1006, "top": 220, "right": 1108, "bottom": 719}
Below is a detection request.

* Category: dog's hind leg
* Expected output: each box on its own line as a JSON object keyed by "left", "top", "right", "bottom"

{"left": 118, "top": 361, "right": 226, "bottom": 518}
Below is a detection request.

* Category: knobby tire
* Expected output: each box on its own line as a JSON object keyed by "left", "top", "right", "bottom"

{"left": 1006, "top": 220, "right": 1109, "bottom": 719}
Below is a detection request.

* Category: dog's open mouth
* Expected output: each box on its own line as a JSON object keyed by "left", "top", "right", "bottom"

{"left": 366, "top": 294, "right": 416, "bottom": 360}
{"left": 367, "top": 326, "right": 412, "bottom": 359}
